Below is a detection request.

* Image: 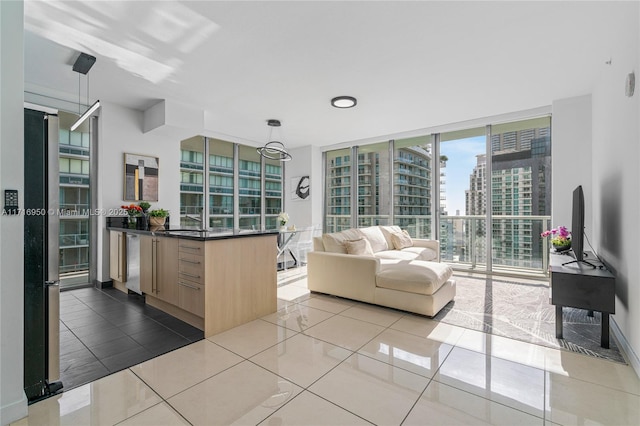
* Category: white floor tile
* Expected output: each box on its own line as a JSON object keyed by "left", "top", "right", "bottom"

{"left": 261, "top": 303, "right": 334, "bottom": 332}
{"left": 339, "top": 303, "right": 405, "bottom": 327}
{"left": 303, "top": 314, "right": 385, "bottom": 351}
{"left": 545, "top": 371, "right": 640, "bottom": 426}
{"left": 357, "top": 328, "right": 453, "bottom": 378}
{"left": 168, "top": 361, "right": 302, "bottom": 425}
{"left": 455, "top": 328, "right": 547, "bottom": 370}
{"left": 130, "top": 339, "right": 243, "bottom": 398}
{"left": 434, "top": 347, "right": 546, "bottom": 418}
{"left": 25, "top": 370, "right": 161, "bottom": 425}
{"left": 299, "top": 294, "right": 356, "bottom": 313}
{"left": 250, "top": 333, "right": 352, "bottom": 388}
{"left": 390, "top": 314, "right": 466, "bottom": 345}
{"left": 207, "top": 319, "right": 297, "bottom": 358}
{"left": 404, "top": 381, "right": 544, "bottom": 425}
{"left": 544, "top": 347, "right": 640, "bottom": 395}
{"left": 308, "top": 353, "right": 430, "bottom": 425}
{"left": 118, "top": 402, "right": 190, "bottom": 425}
{"left": 260, "top": 390, "right": 371, "bottom": 425}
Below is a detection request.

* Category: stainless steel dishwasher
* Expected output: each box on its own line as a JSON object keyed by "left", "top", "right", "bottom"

{"left": 126, "top": 233, "right": 141, "bottom": 294}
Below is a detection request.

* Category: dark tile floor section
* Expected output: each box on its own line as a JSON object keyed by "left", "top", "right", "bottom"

{"left": 59, "top": 287, "right": 204, "bottom": 391}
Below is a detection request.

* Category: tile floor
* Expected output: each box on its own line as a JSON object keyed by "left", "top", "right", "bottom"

{"left": 59, "top": 286, "right": 204, "bottom": 390}
{"left": 16, "top": 268, "right": 640, "bottom": 425}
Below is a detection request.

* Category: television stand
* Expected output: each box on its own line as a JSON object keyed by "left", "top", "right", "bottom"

{"left": 549, "top": 251, "right": 615, "bottom": 348}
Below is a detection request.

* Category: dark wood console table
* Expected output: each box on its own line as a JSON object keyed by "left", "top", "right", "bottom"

{"left": 549, "top": 251, "right": 615, "bottom": 348}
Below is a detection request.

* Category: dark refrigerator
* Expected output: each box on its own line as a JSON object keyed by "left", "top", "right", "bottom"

{"left": 24, "top": 109, "right": 62, "bottom": 402}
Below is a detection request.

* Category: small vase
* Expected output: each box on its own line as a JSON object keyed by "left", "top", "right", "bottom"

{"left": 136, "top": 215, "right": 148, "bottom": 230}
{"left": 128, "top": 217, "right": 136, "bottom": 229}
{"left": 279, "top": 225, "right": 286, "bottom": 232}
{"left": 553, "top": 242, "right": 572, "bottom": 252}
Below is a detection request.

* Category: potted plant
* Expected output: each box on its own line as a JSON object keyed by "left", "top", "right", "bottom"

{"left": 138, "top": 201, "right": 151, "bottom": 213}
{"left": 541, "top": 225, "right": 571, "bottom": 252}
{"left": 121, "top": 204, "right": 143, "bottom": 228}
{"left": 148, "top": 208, "right": 169, "bottom": 227}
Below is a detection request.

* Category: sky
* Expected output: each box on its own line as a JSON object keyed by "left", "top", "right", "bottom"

{"left": 439, "top": 135, "right": 486, "bottom": 215}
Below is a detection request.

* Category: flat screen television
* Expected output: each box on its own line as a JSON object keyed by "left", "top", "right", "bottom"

{"left": 571, "top": 185, "right": 585, "bottom": 261}
{"left": 565, "top": 185, "right": 596, "bottom": 267}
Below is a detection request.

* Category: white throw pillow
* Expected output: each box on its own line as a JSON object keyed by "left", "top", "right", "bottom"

{"left": 358, "top": 226, "right": 389, "bottom": 252}
{"left": 379, "top": 225, "right": 403, "bottom": 248}
{"left": 390, "top": 231, "right": 413, "bottom": 249}
{"left": 343, "top": 238, "right": 375, "bottom": 256}
{"left": 322, "top": 228, "right": 363, "bottom": 253}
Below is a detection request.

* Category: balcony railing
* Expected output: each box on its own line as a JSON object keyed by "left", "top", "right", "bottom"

{"left": 324, "top": 214, "right": 551, "bottom": 276}
{"left": 59, "top": 233, "right": 89, "bottom": 247}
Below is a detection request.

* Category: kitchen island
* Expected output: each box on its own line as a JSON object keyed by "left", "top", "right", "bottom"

{"left": 108, "top": 226, "right": 278, "bottom": 337}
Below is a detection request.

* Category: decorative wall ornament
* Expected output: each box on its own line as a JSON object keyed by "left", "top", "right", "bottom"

{"left": 124, "top": 153, "right": 159, "bottom": 201}
{"left": 291, "top": 175, "right": 310, "bottom": 201}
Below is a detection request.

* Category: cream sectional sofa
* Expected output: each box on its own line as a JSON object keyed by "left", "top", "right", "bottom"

{"left": 307, "top": 225, "right": 456, "bottom": 316}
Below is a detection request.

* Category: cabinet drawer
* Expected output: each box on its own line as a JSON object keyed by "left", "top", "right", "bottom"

{"left": 178, "top": 241, "right": 204, "bottom": 255}
{"left": 178, "top": 279, "right": 205, "bottom": 318}
{"left": 179, "top": 257, "right": 204, "bottom": 283}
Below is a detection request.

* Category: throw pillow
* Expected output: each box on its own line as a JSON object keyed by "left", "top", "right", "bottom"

{"left": 358, "top": 226, "right": 388, "bottom": 252}
{"left": 343, "top": 238, "right": 375, "bottom": 256}
{"left": 390, "top": 231, "right": 413, "bottom": 250}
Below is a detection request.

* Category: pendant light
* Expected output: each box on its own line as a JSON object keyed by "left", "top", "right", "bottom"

{"left": 257, "top": 119, "right": 292, "bottom": 162}
{"left": 70, "top": 52, "right": 100, "bottom": 131}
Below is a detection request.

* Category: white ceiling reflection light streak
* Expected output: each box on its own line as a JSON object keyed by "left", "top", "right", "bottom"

{"left": 25, "top": 0, "right": 219, "bottom": 85}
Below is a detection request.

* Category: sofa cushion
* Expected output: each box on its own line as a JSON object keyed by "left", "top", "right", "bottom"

{"left": 322, "top": 228, "right": 364, "bottom": 254}
{"left": 344, "top": 238, "right": 375, "bottom": 256}
{"left": 379, "top": 225, "right": 403, "bottom": 249}
{"left": 401, "top": 246, "right": 438, "bottom": 261}
{"left": 375, "top": 250, "right": 419, "bottom": 261}
{"left": 376, "top": 261, "right": 453, "bottom": 296}
{"left": 390, "top": 231, "right": 413, "bottom": 249}
{"left": 358, "top": 226, "right": 389, "bottom": 252}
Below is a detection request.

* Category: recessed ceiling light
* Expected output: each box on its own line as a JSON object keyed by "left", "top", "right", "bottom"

{"left": 331, "top": 96, "right": 357, "bottom": 108}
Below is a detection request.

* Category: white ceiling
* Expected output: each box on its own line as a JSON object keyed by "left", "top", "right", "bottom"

{"left": 23, "top": 1, "right": 632, "bottom": 149}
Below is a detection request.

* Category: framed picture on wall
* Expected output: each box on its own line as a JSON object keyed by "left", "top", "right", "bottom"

{"left": 124, "top": 153, "right": 159, "bottom": 201}
{"left": 291, "top": 175, "right": 310, "bottom": 201}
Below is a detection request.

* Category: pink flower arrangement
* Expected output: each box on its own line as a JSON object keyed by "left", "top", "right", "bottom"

{"left": 541, "top": 225, "right": 571, "bottom": 246}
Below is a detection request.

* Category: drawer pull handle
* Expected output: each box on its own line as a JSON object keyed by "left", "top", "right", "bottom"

{"left": 179, "top": 245, "right": 201, "bottom": 251}
{"left": 179, "top": 258, "right": 201, "bottom": 265}
{"left": 180, "top": 271, "right": 201, "bottom": 279}
{"left": 179, "top": 282, "right": 200, "bottom": 290}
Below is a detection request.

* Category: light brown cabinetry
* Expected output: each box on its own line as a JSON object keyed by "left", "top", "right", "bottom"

{"left": 110, "top": 229, "right": 277, "bottom": 337}
{"left": 109, "top": 231, "right": 126, "bottom": 282}
{"left": 140, "top": 235, "right": 179, "bottom": 305}
{"left": 177, "top": 242, "right": 205, "bottom": 318}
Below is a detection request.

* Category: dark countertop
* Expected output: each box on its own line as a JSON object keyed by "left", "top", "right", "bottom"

{"left": 107, "top": 226, "right": 279, "bottom": 241}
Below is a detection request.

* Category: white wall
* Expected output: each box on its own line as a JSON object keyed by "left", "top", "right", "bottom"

{"left": 284, "top": 145, "right": 323, "bottom": 229}
{"left": 551, "top": 95, "right": 592, "bottom": 230}
{"left": 96, "top": 102, "right": 189, "bottom": 282}
{"left": 591, "top": 1, "right": 640, "bottom": 374}
{"left": 0, "top": 1, "right": 28, "bottom": 424}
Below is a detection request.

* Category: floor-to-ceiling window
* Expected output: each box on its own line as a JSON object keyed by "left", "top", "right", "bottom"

{"left": 490, "top": 117, "right": 551, "bottom": 272}
{"left": 238, "top": 145, "right": 262, "bottom": 231}
{"left": 440, "top": 127, "right": 487, "bottom": 270}
{"left": 179, "top": 137, "right": 281, "bottom": 231}
{"left": 393, "top": 136, "right": 434, "bottom": 238}
{"left": 208, "top": 138, "right": 234, "bottom": 230}
{"left": 58, "top": 111, "right": 91, "bottom": 288}
{"left": 180, "top": 136, "right": 205, "bottom": 228}
{"left": 357, "top": 142, "right": 391, "bottom": 228}
{"left": 322, "top": 114, "right": 552, "bottom": 276}
{"left": 325, "top": 148, "right": 352, "bottom": 233}
{"left": 264, "top": 158, "right": 283, "bottom": 230}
